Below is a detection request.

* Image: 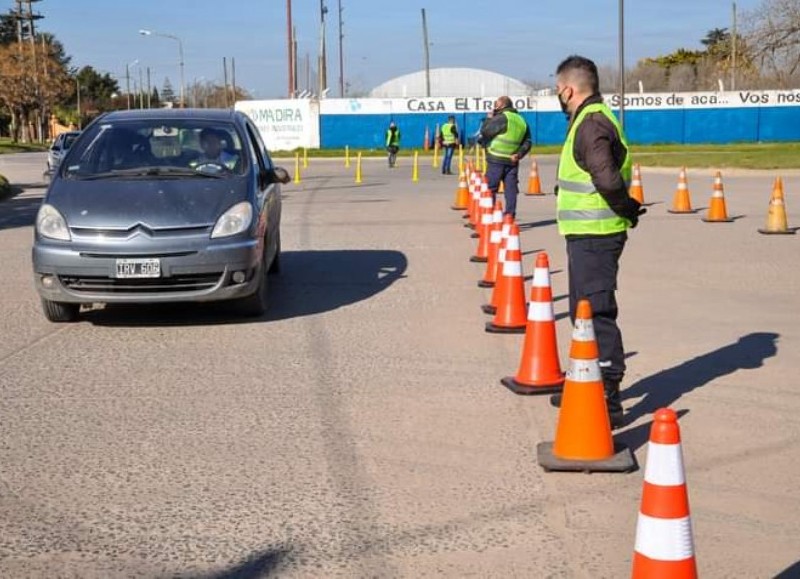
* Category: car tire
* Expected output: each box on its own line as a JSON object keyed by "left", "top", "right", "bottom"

{"left": 268, "top": 231, "right": 281, "bottom": 275}
{"left": 41, "top": 298, "right": 80, "bottom": 323}
{"left": 237, "top": 255, "right": 269, "bottom": 317}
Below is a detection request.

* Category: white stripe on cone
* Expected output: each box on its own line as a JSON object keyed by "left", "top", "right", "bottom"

{"left": 528, "top": 301, "right": 554, "bottom": 322}
{"left": 532, "top": 267, "right": 550, "bottom": 288}
{"left": 644, "top": 442, "right": 686, "bottom": 486}
{"left": 572, "top": 317, "right": 596, "bottom": 342}
{"left": 635, "top": 513, "right": 695, "bottom": 562}
{"left": 566, "top": 358, "right": 603, "bottom": 382}
{"left": 502, "top": 260, "right": 522, "bottom": 277}
{"left": 505, "top": 235, "right": 520, "bottom": 251}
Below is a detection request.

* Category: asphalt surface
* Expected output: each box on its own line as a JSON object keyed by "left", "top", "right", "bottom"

{"left": 0, "top": 151, "right": 799, "bottom": 578}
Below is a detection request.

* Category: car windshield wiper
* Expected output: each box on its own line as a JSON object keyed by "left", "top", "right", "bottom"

{"left": 70, "top": 166, "right": 224, "bottom": 180}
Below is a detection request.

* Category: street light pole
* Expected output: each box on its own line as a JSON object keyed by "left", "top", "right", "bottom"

{"left": 125, "top": 59, "right": 138, "bottom": 110}
{"left": 76, "top": 78, "right": 81, "bottom": 129}
{"left": 139, "top": 29, "right": 185, "bottom": 108}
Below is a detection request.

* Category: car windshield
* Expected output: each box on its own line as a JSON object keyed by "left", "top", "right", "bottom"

{"left": 63, "top": 133, "right": 80, "bottom": 149}
{"left": 62, "top": 119, "right": 247, "bottom": 179}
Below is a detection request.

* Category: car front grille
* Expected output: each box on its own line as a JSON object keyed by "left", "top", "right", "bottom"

{"left": 59, "top": 273, "right": 223, "bottom": 294}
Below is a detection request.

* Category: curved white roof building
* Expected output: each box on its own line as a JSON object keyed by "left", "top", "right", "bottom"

{"left": 369, "top": 67, "right": 532, "bottom": 98}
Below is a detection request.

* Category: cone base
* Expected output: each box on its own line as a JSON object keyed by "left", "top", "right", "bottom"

{"left": 701, "top": 217, "right": 734, "bottom": 222}
{"left": 464, "top": 223, "right": 475, "bottom": 229}
{"left": 470, "top": 255, "right": 488, "bottom": 263}
{"left": 451, "top": 205, "right": 468, "bottom": 211}
{"left": 501, "top": 376, "right": 564, "bottom": 395}
{"left": 537, "top": 441, "right": 636, "bottom": 473}
{"left": 667, "top": 209, "right": 699, "bottom": 214}
{"left": 470, "top": 232, "right": 479, "bottom": 239}
{"left": 758, "top": 228, "right": 795, "bottom": 235}
{"left": 462, "top": 213, "right": 469, "bottom": 219}
{"left": 485, "top": 322, "right": 526, "bottom": 334}
{"left": 477, "top": 280, "right": 495, "bottom": 288}
{"left": 524, "top": 192, "right": 545, "bottom": 197}
{"left": 481, "top": 304, "right": 497, "bottom": 315}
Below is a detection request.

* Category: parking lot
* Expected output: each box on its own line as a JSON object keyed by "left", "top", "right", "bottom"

{"left": 0, "top": 151, "right": 798, "bottom": 578}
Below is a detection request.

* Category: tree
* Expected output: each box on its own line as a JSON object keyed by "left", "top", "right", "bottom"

{"left": 0, "top": 12, "right": 17, "bottom": 45}
{"left": 745, "top": 0, "right": 800, "bottom": 87}
{"left": 161, "top": 78, "right": 175, "bottom": 105}
{"left": 0, "top": 41, "right": 71, "bottom": 141}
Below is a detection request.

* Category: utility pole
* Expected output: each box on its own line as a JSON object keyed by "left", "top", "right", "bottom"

{"left": 286, "top": 0, "right": 294, "bottom": 97}
{"left": 231, "top": 57, "right": 237, "bottom": 104}
{"left": 421, "top": 8, "right": 431, "bottom": 97}
{"left": 318, "top": 0, "right": 328, "bottom": 96}
{"left": 731, "top": 2, "right": 737, "bottom": 91}
{"left": 618, "top": 0, "right": 625, "bottom": 129}
{"left": 139, "top": 65, "right": 144, "bottom": 109}
{"left": 147, "top": 66, "right": 151, "bottom": 108}
{"left": 223, "top": 57, "right": 230, "bottom": 108}
{"left": 338, "top": 0, "right": 344, "bottom": 97}
{"left": 292, "top": 26, "right": 298, "bottom": 96}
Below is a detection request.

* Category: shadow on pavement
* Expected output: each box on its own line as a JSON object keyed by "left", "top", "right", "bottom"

{"left": 0, "top": 188, "right": 45, "bottom": 231}
{"left": 83, "top": 249, "right": 407, "bottom": 327}
{"left": 616, "top": 409, "right": 690, "bottom": 454}
{"left": 197, "top": 545, "right": 292, "bottom": 579}
{"left": 622, "top": 332, "right": 779, "bottom": 427}
{"left": 774, "top": 560, "right": 800, "bottom": 578}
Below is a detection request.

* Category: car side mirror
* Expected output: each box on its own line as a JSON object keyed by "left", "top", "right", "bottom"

{"left": 273, "top": 166, "right": 291, "bottom": 184}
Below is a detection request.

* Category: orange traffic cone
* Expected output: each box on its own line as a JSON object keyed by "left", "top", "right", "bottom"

{"left": 423, "top": 126, "right": 430, "bottom": 151}
{"left": 465, "top": 170, "right": 479, "bottom": 221}
{"left": 451, "top": 167, "right": 470, "bottom": 210}
{"left": 481, "top": 215, "right": 514, "bottom": 312}
{"left": 629, "top": 163, "right": 645, "bottom": 204}
{"left": 537, "top": 299, "right": 635, "bottom": 472}
{"left": 632, "top": 408, "right": 697, "bottom": 578}
{"left": 471, "top": 198, "right": 500, "bottom": 263}
{"left": 499, "top": 179, "right": 505, "bottom": 194}
{"left": 668, "top": 167, "right": 697, "bottom": 214}
{"left": 526, "top": 157, "right": 543, "bottom": 196}
{"left": 758, "top": 177, "right": 795, "bottom": 235}
{"left": 501, "top": 252, "right": 565, "bottom": 394}
{"left": 468, "top": 175, "right": 489, "bottom": 229}
{"left": 702, "top": 171, "right": 733, "bottom": 223}
{"left": 478, "top": 202, "right": 505, "bottom": 287}
{"left": 485, "top": 224, "right": 527, "bottom": 334}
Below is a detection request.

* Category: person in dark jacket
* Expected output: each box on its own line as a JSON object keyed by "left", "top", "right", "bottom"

{"left": 479, "top": 96, "right": 531, "bottom": 217}
{"left": 549, "top": 55, "right": 646, "bottom": 428}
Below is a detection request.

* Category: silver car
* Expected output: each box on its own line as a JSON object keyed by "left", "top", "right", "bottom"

{"left": 47, "top": 130, "right": 81, "bottom": 172}
{"left": 32, "top": 109, "right": 289, "bottom": 322}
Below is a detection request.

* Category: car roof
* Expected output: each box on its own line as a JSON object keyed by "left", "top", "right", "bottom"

{"left": 98, "top": 108, "right": 243, "bottom": 124}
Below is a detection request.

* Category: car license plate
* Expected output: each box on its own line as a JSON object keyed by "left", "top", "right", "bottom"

{"left": 115, "top": 258, "right": 161, "bottom": 278}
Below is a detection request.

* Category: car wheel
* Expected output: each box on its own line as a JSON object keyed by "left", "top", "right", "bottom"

{"left": 268, "top": 231, "right": 281, "bottom": 275}
{"left": 237, "top": 254, "right": 269, "bottom": 317}
{"left": 41, "top": 298, "right": 80, "bottom": 323}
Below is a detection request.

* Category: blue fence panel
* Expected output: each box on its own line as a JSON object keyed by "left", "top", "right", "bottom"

{"left": 624, "top": 109, "right": 685, "bottom": 144}
{"left": 683, "top": 108, "right": 759, "bottom": 144}
{"left": 758, "top": 107, "right": 800, "bottom": 141}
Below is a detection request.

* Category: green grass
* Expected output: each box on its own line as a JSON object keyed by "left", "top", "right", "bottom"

{"left": 0, "top": 138, "right": 48, "bottom": 154}
{"left": 276, "top": 142, "right": 800, "bottom": 170}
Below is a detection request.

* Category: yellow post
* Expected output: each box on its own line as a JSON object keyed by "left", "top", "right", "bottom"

{"left": 458, "top": 144, "right": 464, "bottom": 174}
{"left": 481, "top": 146, "right": 487, "bottom": 173}
{"left": 293, "top": 152, "right": 301, "bottom": 184}
{"left": 302, "top": 147, "right": 308, "bottom": 168}
{"left": 345, "top": 145, "right": 350, "bottom": 168}
{"left": 412, "top": 150, "right": 419, "bottom": 183}
{"left": 355, "top": 152, "right": 363, "bottom": 184}
{"left": 431, "top": 124, "right": 440, "bottom": 167}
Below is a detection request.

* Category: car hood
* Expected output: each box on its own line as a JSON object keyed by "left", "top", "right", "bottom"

{"left": 48, "top": 177, "right": 250, "bottom": 230}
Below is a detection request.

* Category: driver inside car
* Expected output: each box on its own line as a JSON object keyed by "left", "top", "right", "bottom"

{"left": 194, "top": 128, "right": 238, "bottom": 171}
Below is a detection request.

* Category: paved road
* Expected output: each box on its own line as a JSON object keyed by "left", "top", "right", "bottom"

{"left": 0, "top": 152, "right": 799, "bottom": 578}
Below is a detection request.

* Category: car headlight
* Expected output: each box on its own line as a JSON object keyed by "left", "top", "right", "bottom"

{"left": 211, "top": 201, "right": 253, "bottom": 238}
{"left": 36, "top": 204, "right": 71, "bottom": 241}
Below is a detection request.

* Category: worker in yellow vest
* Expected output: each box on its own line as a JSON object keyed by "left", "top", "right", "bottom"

{"left": 548, "top": 55, "right": 646, "bottom": 428}
{"left": 439, "top": 115, "right": 459, "bottom": 175}
{"left": 479, "top": 96, "right": 531, "bottom": 218}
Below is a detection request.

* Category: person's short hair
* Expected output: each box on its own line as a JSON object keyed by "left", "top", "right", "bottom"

{"left": 448, "top": 115, "right": 455, "bottom": 121}
{"left": 556, "top": 55, "right": 600, "bottom": 94}
{"left": 199, "top": 128, "right": 223, "bottom": 143}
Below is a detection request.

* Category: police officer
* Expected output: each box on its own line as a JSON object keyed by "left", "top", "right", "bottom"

{"left": 549, "top": 55, "right": 646, "bottom": 428}
{"left": 385, "top": 121, "right": 401, "bottom": 168}
{"left": 439, "top": 115, "right": 459, "bottom": 174}
{"left": 480, "top": 96, "right": 531, "bottom": 218}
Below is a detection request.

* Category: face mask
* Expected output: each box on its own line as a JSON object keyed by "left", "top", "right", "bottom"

{"left": 557, "top": 88, "right": 571, "bottom": 115}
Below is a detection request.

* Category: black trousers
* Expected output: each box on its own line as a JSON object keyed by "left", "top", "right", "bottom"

{"left": 566, "top": 232, "right": 627, "bottom": 384}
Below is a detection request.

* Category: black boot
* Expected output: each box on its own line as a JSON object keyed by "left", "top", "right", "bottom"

{"left": 549, "top": 381, "right": 625, "bottom": 429}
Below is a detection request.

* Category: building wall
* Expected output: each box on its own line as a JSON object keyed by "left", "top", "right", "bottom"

{"left": 237, "top": 90, "right": 800, "bottom": 150}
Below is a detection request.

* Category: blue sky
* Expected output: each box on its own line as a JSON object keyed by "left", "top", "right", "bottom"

{"left": 27, "top": 0, "right": 760, "bottom": 99}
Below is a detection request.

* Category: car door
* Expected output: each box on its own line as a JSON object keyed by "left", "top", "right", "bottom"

{"left": 243, "top": 120, "right": 280, "bottom": 261}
